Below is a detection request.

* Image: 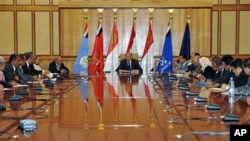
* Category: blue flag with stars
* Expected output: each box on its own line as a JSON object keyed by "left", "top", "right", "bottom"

{"left": 73, "top": 24, "right": 88, "bottom": 74}
{"left": 156, "top": 22, "right": 173, "bottom": 74}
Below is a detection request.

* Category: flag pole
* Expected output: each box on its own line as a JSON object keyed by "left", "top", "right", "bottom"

{"left": 113, "top": 8, "right": 118, "bottom": 22}
{"left": 83, "top": 9, "right": 88, "bottom": 23}
{"left": 168, "top": 9, "right": 174, "bottom": 23}
{"left": 132, "top": 8, "right": 137, "bottom": 54}
{"left": 98, "top": 8, "right": 103, "bottom": 22}
{"left": 186, "top": 9, "right": 191, "bottom": 24}
{"left": 148, "top": 8, "right": 154, "bottom": 73}
{"left": 112, "top": 8, "right": 118, "bottom": 71}
{"left": 83, "top": 9, "right": 88, "bottom": 74}
{"left": 168, "top": 9, "right": 174, "bottom": 74}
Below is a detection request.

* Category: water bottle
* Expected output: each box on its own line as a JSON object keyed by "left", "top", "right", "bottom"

{"left": 228, "top": 77, "right": 235, "bottom": 96}
{"left": 228, "top": 77, "right": 235, "bottom": 104}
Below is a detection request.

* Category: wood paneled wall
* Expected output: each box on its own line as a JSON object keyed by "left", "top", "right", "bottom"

{"left": 212, "top": 0, "right": 250, "bottom": 57}
{"left": 0, "top": 0, "right": 58, "bottom": 69}
{"left": 59, "top": 8, "right": 211, "bottom": 57}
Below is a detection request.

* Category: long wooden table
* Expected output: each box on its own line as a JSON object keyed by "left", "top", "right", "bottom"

{"left": 1, "top": 73, "right": 249, "bottom": 141}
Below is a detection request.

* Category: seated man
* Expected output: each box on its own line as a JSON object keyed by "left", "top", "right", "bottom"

{"left": 0, "top": 56, "right": 12, "bottom": 88}
{"left": 222, "top": 58, "right": 250, "bottom": 96}
{"left": 229, "top": 58, "right": 248, "bottom": 88}
{"left": 3, "top": 54, "right": 21, "bottom": 84}
{"left": 17, "top": 53, "right": 34, "bottom": 82}
{"left": 220, "top": 55, "right": 234, "bottom": 84}
{"left": 34, "top": 55, "right": 50, "bottom": 75}
{"left": 211, "top": 56, "right": 223, "bottom": 82}
{"left": 22, "top": 52, "right": 42, "bottom": 80}
{"left": 116, "top": 53, "right": 143, "bottom": 75}
{"left": 176, "top": 54, "right": 189, "bottom": 73}
{"left": 185, "top": 52, "right": 201, "bottom": 76}
{"left": 49, "top": 56, "right": 69, "bottom": 77}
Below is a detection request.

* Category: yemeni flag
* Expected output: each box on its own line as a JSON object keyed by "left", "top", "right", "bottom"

{"left": 126, "top": 22, "right": 136, "bottom": 53}
{"left": 141, "top": 21, "right": 154, "bottom": 74}
{"left": 104, "top": 21, "right": 119, "bottom": 72}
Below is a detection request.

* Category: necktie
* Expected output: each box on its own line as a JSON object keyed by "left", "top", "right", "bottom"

{"left": 57, "top": 65, "right": 60, "bottom": 70}
{"left": 28, "top": 64, "right": 31, "bottom": 73}
{"left": 127, "top": 61, "right": 131, "bottom": 70}
{"left": 14, "top": 67, "right": 16, "bottom": 75}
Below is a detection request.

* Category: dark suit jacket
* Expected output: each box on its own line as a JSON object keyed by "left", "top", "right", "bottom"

{"left": 217, "top": 69, "right": 234, "bottom": 87}
{"left": 235, "top": 70, "right": 249, "bottom": 88}
{"left": 202, "top": 66, "right": 216, "bottom": 80}
{"left": 116, "top": 59, "right": 143, "bottom": 74}
{"left": 212, "top": 70, "right": 221, "bottom": 83}
{"left": 3, "top": 62, "right": 18, "bottom": 83}
{"left": 49, "top": 61, "right": 69, "bottom": 75}
{"left": 22, "top": 62, "right": 42, "bottom": 76}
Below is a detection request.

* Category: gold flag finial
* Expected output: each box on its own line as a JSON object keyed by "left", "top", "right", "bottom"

{"left": 98, "top": 8, "right": 104, "bottom": 21}
{"left": 132, "top": 8, "right": 138, "bottom": 21}
{"left": 186, "top": 9, "right": 191, "bottom": 23}
{"left": 113, "top": 8, "right": 118, "bottom": 21}
{"left": 148, "top": 8, "right": 154, "bottom": 20}
{"left": 168, "top": 9, "right": 174, "bottom": 20}
{"left": 83, "top": 9, "right": 88, "bottom": 22}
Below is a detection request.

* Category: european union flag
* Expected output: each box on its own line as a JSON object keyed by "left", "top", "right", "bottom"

{"left": 179, "top": 22, "right": 191, "bottom": 60}
{"left": 73, "top": 24, "right": 88, "bottom": 74}
{"left": 156, "top": 23, "right": 173, "bottom": 74}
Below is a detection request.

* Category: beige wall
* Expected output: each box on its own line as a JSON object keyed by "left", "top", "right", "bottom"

{"left": 0, "top": 0, "right": 58, "bottom": 69}
{"left": 0, "top": 0, "right": 250, "bottom": 72}
{"left": 212, "top": 0, "right": 250, "bottom": 57}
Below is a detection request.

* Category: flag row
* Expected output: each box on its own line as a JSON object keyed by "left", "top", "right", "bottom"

{"left": 73, "top": 21, "right": 190, "bottom": 75}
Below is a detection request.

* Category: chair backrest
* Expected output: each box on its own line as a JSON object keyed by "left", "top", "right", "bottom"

{"left": 119, "top": 53, "right": 139, "bottom": 61}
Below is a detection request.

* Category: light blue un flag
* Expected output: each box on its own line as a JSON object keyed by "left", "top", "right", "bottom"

{"left": 73, "top": 24, "right": 88, "bottom": 74}
{"left": 156, "top": 23, "right": 173, "bottom": 74}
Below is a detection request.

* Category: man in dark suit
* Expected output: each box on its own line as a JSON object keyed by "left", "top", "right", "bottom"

{"left": 3, "top": 54, "right": 21, "bottom": 84}
{"left": 116, "top": 53, "right": 143, "bottom": 75}
{"left": 218, "top": 55, "right": 234, "bottom": 86}
{"left": 229, "top": 58, "right": 249, "bottom": 87}
{"left": 49, "top": 56, "right": 69, "bottom": 77}
{"left": 17, "top": 53, "right": 34, "bottom": 82}
{"left": 0, "top": 56, "right": 12, "bottom": 88}
{"left": 22, "top": 52, "right": 42, "bottom": 80}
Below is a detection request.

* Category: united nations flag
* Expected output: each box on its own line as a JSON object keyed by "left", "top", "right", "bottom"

{"left": 73, "top": 24, "right": 88, "bottom": 74}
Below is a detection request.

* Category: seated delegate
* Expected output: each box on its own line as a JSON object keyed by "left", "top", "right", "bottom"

{"left": 49, "top": 56, "right": 69, "bottom": 77}
{"left": 115, "top": 53, "right": 143, "bottom": 75}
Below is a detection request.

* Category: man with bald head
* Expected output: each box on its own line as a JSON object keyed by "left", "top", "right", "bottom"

{"left": 49, "top": 56, "right": 69, "bottom": 77}
{"left": 116, "top": 53, "right": 143, "bottom": 75}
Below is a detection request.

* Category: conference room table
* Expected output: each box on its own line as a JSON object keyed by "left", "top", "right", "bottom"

{"left": 0, "top": 72, "right": 250, "bottom": 141}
